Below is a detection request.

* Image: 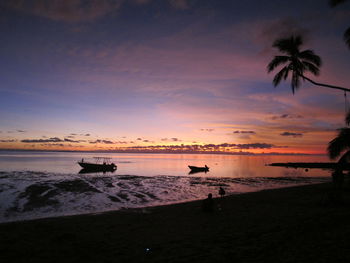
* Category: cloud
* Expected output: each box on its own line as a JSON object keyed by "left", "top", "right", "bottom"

{"left": 0, "top": 139, "right": 17, "bottom": 142}
{"left": 21, "top": 137, "right": 63, "bottom": 143}
{"left": 41, "top": 143, "right": 65, "bottom": 147}
{"left": 3, "top": 0, "right": 124, "bottom": 22}
{"left": 280, "top": 132, "right": 303, "bottom": 138}
{"left": 84, "top": 134, "right": 91, "bottom": 136}
{"left": 64, "top": 138, "right": 82, "bottom": 143}
{"left": 127, "top": 142, "right": 283, "bottom": 151}
{"left": 89, "top": 139, "right": 115, "bottom": 144}
{"left": 16, "top": 130, "right": 26, "bottom": 133}
{"left": 233, "top": 130, "right": 256, "bottom": 134}
{"left": 271, "top": 114, "right": 303, "bottom": 120}
{"left": 21, "top": 137, "right": 83, "bottom": 143}
{"left": 200, "top": 129, "right": 215, "bottom": 132}
{"left": 137, "top": 138, "right": 142, "bottom": 140}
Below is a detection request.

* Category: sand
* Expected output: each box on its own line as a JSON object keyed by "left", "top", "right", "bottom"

{"left": 1, "top": 182, "right": 350, "bottom": 263}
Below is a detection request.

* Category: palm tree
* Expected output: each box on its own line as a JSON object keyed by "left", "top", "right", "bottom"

{"left": 268, "top": 35, "right": 349, "bottom": 93}
{"left": 344, "top": 27, "right": 350, "bottom": 48}
{"left": 330, "top": 0, "right": 350, "bottom": 49}
{"left": 328, "top": 111, "right": 350, "bottom": 163}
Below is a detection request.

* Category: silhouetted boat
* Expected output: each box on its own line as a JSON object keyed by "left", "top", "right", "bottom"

{"left": 78, "top": 157, "right": 117, "bottom": 172}
{"left": 188, "top": 165, "right": 209, "bottom": 173}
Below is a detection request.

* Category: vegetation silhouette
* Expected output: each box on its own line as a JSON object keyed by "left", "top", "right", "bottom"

{"left": 267, "top": 35, "right": 349, "bottom": 93}
{"left": 328, "top": 111, "right": 350, "bottom": 163}
{"left": 329, "top": 0, "right": 350, "bottom": 49}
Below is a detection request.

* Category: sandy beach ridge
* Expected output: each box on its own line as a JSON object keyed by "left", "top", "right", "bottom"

{"left": 1, "top": 182, "right": 350, "bottom": 262}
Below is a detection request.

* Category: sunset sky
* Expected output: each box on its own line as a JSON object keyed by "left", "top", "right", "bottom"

{"left": 0, "top": 0, "right": 349, "bottom": 154}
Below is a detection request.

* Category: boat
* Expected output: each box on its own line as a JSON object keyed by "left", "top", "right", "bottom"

{"left": 78, "top": 157, "right": 117, "bottom": 172}
{"left": 188, "top": 165, "right": 209, "bottom": 174}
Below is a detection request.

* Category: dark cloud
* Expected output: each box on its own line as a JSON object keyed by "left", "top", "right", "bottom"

{"left": 115, "top": 141, "right": 128, "bottom": 144}
{"left": 21, "top": 137, "right": 63, "bottom": 143}
{"left": 127, "top": 142, "right": 283, "bottom": 152}
{"left": 200, "top": 129, "right": 214, "bottom": 132}
{"left": 280, "top": 132, "right": 303, "bottom": 138}
{"left": 64, "top": 138, "right": 81, "bottom": 143}
{"left": 67, "top": 135, "right": 75, "bottom": 138}
{"left": 171, "top": 138, "right": 180, "bottom": 142}
{"left": 233, "top": 130, "right": 256, "bottom": 134}
{"left": 17, "top": 130, "right": 26, "bottom": 133}
{"left": 40, "top": 143, "right": 65, "bottom": 147}
{"left": 70, "top": 133, "right": 77, "bottom": 136}
{"left": 0, "top": 139, "right": 17, "bottom": 142}
{"left": 102, "top": 140, "right": 114, "bottom": 144}
{"left": 271, "top": 114, "right": 303, "bottom": 120}
{"left": 137, "top": 138, "right": 142, "bottom": 140}
{"left": 84, "top": 134, "right": 90, "bottom": 136}
{"left": 89, "top": 139, "right": 115, "bottom": 144}
{"left": 143, "top": 140, "right": 150, "bottom": 143}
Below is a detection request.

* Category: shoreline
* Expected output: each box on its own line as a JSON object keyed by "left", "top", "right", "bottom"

{"left": 2, "top": 182, "right": 350, "bottom": 262}
{"left": 0, "top": 180, "right": 329, "bottom": 225}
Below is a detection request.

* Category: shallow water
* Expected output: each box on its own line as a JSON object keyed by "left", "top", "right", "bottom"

{"left": 0, "top": 151, "right": 331, "bottom": 222}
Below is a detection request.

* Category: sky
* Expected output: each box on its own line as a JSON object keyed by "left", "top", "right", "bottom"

{"left": 0, "top": 0, "right": 349, "bottom": 154}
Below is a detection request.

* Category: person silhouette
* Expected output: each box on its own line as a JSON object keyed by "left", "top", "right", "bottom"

{"left": 202, "top": 193, "right": 214, "bottom": 212}
{"left": 219, "top": 187, "right": 225, "bottom": 198}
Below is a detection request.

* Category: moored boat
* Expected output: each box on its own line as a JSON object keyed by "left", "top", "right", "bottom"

{"left": 188, "top": 165, "right": 209, "bottom": 173}
{"left": 78, "top": 157, "right": 117, "bottom": 172}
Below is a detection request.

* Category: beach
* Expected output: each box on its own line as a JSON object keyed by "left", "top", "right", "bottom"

{"left": 1, "top": 182, "right": 350, "bottom": 263}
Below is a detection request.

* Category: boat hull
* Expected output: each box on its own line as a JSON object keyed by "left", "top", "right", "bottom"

{"left": 188, "top": 165, "right": 209, "bottom": 173}
{"left": 78, "top": 162, "right": 117, "bottom": 172}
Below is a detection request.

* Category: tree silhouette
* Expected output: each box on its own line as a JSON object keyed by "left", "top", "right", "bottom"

{"left": 328, "top": 111, "right": 350, "bottom": 163}
{"left": 329, "top": 0, "right": 350, "bottom": 49}
{"left": 268, "top": 35, "right": 349, "bottom": 93}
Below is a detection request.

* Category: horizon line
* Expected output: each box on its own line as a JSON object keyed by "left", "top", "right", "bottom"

{"left": 0, "top": 148, "right": 326, "bottom": 156}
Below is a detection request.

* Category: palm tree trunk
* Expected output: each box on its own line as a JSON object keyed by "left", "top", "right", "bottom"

{"left": 301, "top": 74, "right": 350, "bottom": 92}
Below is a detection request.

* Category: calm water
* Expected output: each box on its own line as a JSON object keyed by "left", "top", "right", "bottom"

{"left": 0, "top": 151, "right": 331, "bottom": 222}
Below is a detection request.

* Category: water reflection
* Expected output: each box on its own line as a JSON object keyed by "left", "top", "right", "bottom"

{"left": 0, "top": 151, "right": 332, "bottom": 178}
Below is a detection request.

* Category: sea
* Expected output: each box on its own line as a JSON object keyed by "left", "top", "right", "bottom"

{"left": 0, "top": 151, "right": 331, "bottom": 223}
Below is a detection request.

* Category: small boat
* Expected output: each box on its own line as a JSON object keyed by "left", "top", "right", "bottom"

{"left": 188, "top": 165, "right": 209, "bottom": 174}
{"left": 78, "top": 157, "right": 117, "bottom": 172}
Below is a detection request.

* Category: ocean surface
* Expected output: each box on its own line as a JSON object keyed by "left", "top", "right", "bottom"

{"left": 0, "top": 151, "right": 331, "bottom": 223}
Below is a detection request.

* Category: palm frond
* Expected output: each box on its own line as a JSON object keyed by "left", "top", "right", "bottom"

{"left": 272, "top": 67, "right": 289, "bottom": 87}
{"left": 329, "top": 0, "right": 347, "bottom": 7}
{"left": 273, "top": 35, "right": 302, "bottom": 54}
{"left": 302, "top": 61, "right": 320, "bottom": 76}
{"left": 328, "top": 128, "right": 350, "bottom": 159}
{"left": 344, "top": 27, "right": 350, "bottom": 49}
{"left": 267, "top": 56, "right": 290, "bottom": 72}
{"left": 291, "top": 71, "right": 300, "bottom": 94}
{"left": 345, "top": 110, "right": 350, "bottom": 125}
{"left": 299, "top": 50, "right": 322, "bottom": 67}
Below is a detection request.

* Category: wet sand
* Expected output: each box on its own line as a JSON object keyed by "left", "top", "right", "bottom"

{"left": 1, "top": 182, "right": 350, "bottom": 263}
